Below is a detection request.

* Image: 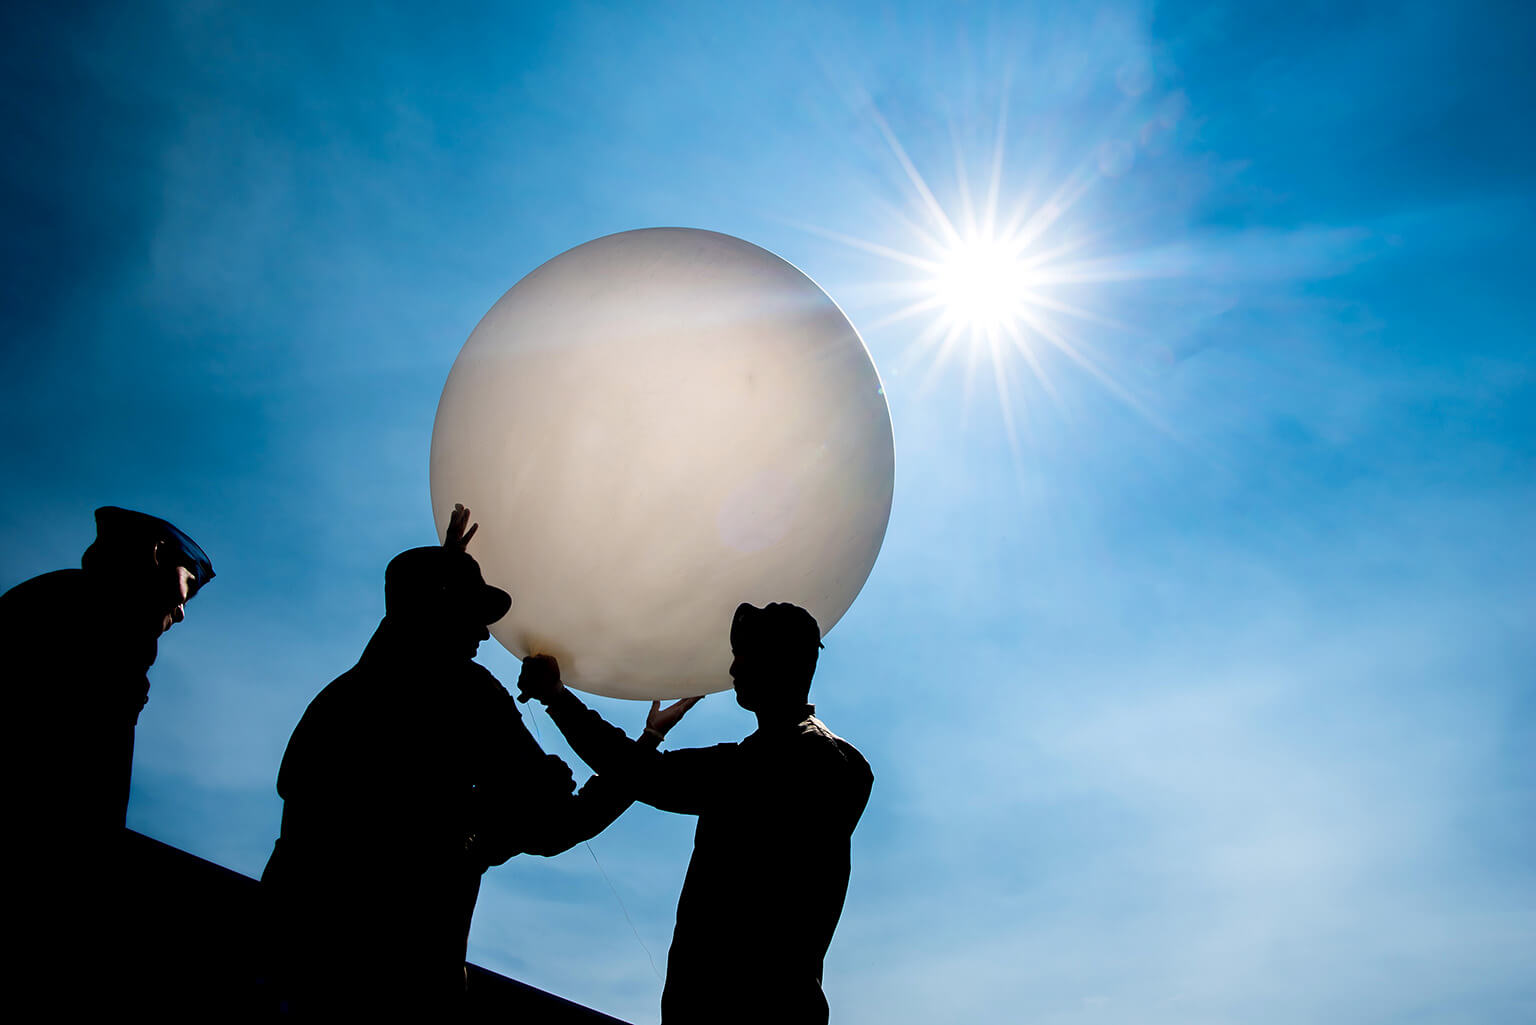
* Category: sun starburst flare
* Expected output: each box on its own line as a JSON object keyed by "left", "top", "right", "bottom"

{"left": 807, "top": 98, "right": 1179, "bottom": 452}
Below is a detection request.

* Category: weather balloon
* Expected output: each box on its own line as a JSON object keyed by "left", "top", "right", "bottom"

{"left": 430, "top": 228, "right": 893, "bottom": 700}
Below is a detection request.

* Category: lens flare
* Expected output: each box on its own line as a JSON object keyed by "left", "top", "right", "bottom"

{"left": 805, "top": 96, "right": 1176, "bottom": 452}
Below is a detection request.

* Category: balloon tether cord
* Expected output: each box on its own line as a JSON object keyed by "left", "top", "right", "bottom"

{"left": 528, "top": 703, "right": 663, "bottom": 981}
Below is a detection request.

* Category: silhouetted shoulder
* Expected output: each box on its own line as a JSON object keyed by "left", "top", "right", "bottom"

{"left": 297, "top": 664, "right": 369, "bottom": 719}
{"left": 794, "top": 716, "right": 875, "bottom": 814}
{"left": 800, "top": 714, "right": 871, "bottom": 767}
{"left": 2, "top": 567, "right": 152, "bottom": 685}
{"left": 462, "top": 660, "right": 516, "bottom": 703}
{"left": 0, "top": 568, "right": 90, "bottom": 617}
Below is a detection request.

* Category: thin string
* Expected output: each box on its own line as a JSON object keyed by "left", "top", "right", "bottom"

{"left": 526, "top": 701, "right": 662, "bottom": 982}
{"left": 585, "top": 840, "right": 663, "bottom": 981}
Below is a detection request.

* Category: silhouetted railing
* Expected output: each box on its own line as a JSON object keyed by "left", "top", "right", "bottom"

{"left": 117, "top": 830, "right": 629, "bottom": 1022}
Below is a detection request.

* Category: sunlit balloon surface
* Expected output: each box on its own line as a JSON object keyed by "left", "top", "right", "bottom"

{"left": 431, "top": 228, "right": 895, "bottom": 700}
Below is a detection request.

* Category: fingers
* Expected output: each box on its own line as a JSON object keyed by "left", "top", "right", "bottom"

{"left": 655, "top": 696, "right": 703, "bottom": 723}
{"left": 444, "top": 503, "right": 478, "bottom": 550}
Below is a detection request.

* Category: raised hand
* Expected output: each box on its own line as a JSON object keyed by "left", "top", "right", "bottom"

{"left": 646, "top": 696, "right": 703, "bottom": 739}
{"left": 443, "top": 503, "right": 479, "bottom": 552}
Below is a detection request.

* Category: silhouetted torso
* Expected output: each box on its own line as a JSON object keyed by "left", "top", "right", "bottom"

{"left": 263, "top": 619, "right": 627, "bottom": 1016}
{"left": 1, "top": 568, "right": 164, "bottom": 1015}
{"left": 1, "top": 568, "right": 158, "bottom": 842}
{"left": 545, "top": 691, "right": 873, "bottom": 1025}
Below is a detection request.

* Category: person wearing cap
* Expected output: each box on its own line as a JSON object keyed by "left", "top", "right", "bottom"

{"left": 260, "top": 505, "right": 654, "bottom": 1017}
{"left": 1, "top": 506, "right": 214, "bottom": 1014}
{"left": 517, "top": 601, "right": 873, "bottom": 1025}
{"left": 0, "top": 506, "right": 215, "bottom": 840}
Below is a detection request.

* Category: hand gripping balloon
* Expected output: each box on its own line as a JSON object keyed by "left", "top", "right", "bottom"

{"left": 430, "top": 228, "right": 894, "bottom": 699}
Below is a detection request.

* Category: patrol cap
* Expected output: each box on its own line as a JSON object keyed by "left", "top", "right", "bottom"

{"left": 730, "top": 601, "right": 824, "bottom": 656}
{"left": 385, "top": 546, "right": 512, "bottom": 625}
{"left": 87, "top": 506, "right": 215, "bottom": 592}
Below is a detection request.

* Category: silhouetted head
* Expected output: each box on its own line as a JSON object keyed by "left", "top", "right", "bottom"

{"left": 80, "top": 506, "right": 215, "bottom": 635}
{"left": 729, "top": 602, "right": 822, "bottom": 715}
{"left": 383, "top": 546, "right": 512, "bottom": 659}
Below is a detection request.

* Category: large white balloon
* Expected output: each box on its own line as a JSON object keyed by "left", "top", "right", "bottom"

{"left": 430, "top": 228, "right": 893, "bottom": 699}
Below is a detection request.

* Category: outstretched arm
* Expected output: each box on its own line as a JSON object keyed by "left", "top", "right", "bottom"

{"left": 469, "top": 689, "right": 632, "bottom": 866}
{"left": 511, "top": 769, "right": 634, "bottom": 858}
{"left": 518, "top": 656, "right": 725, "bottom": 815}
{"left": 432, "top": 509, "right": 635, "bottom": 859}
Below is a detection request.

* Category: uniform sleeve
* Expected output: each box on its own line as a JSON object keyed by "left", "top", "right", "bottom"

{"left": 470, "top": 672, "right": 635, "bottom": 864}
{"left": 543, "top": 688, "right": 735, "bottom": 816}
{"left": 511, "top": 772, "right": 634, "bottom": 858}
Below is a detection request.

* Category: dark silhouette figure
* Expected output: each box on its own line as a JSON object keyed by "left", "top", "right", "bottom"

{"left": 1, "top": 506, "right": 214, "bottom": 838}
{"left": 260, "top": 506, "right": 640, "bottom": 1018}
{"left": 519, "top": 602, "right": 874, "bottom": 1025}
{"left": 0, "top": 505, "right": 214, "bottom": 1014}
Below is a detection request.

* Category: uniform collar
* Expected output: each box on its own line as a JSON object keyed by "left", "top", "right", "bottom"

{"left": 753, "top": 703, "right": 816, "bottom": 732}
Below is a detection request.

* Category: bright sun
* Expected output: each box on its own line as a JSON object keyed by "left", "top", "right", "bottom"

{"left": 809, "top": 105, "right": 1163, "bottom": 448}
{"left": 928, "top": 234, "right": 1032, "bottom": 335}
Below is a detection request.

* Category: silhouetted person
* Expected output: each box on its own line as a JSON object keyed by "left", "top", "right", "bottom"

{"left": 1, "top": 505, "right": 214, "bottom": 1013}
{"left": 2, "top": 506, "right": 214, "bottom": 838}
{"left": 261, "top": 506, "right": 647, "bottom": 1018}
{"left": 519, "top": 602, "right": 873, "bottom": 1025}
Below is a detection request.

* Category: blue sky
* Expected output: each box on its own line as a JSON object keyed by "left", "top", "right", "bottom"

{"left": 3, "top": 1, "right": 1533, "bottom": 1022}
